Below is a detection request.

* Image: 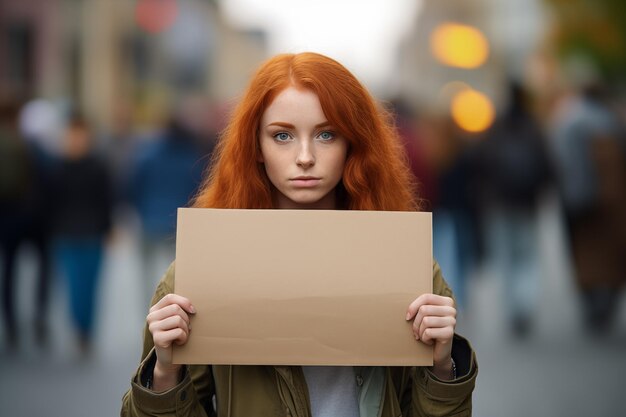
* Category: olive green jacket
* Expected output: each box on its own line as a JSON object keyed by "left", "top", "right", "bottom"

{"left": 121, "top": 262, "right": 477, "bottom": 417}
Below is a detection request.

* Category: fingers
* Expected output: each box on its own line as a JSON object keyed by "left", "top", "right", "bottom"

{"left": 147, "top": 303, "right": 191, "bottom": 326}
{"left": 416, "top": 316, "right": 456, "bottom": 341}
{"left": 412, "top": 305, "right": 456, "bottom": 336}
{"left": 150, "top": 315, "right": 191, "bottom": 351}
{"left": 150, "top": 293, "right": 196, "bottom": 315}
{"left": 149, "top": 314, "right": 191, "bottom": 339}
{"left": 406, "top": 294, "right": 454, "bottom": 320}
{"left": 153, "top": 327, "right": 189, "bottom": 349}
{"left": 148, "top": 294, "right": 195, "bottom": 360}
{"left": 406, "top": 295, "right": 456, "bottom": 342}
{"left": 419, "top": 326, "right": 455, "bottom": 345}
{"left": 411, "top": 309, "right": 456, "bottom": 341}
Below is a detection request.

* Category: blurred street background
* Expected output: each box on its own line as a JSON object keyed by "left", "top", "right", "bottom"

{"left": 1, "top": 1, "right": 625, "bottom": 416}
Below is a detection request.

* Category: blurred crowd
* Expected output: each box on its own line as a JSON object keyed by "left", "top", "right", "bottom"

{"left": 391, "top": 67, "right": 626, "bottom": 338}
{"left": 0, "top": 96, "right": 218, "bottom": 352}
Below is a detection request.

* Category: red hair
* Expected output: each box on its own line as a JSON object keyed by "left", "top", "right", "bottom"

{"left": 193, "top": 52, "right": 419, "bottom": 211}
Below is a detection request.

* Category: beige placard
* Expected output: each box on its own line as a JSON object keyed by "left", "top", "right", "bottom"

{"left": 173, "top": 208, "right": 433, "bottom": 366}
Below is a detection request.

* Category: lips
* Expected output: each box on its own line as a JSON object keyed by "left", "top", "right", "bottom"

{"left": 290, "top": 176, "right": 321, "bottom": 187}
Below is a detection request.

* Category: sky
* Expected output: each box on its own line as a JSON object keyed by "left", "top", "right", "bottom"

{"left": 218, "top": 0, "right": 422, "bottom": 91}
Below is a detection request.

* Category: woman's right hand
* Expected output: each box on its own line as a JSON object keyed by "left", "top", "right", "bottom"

{"left": 146, "top": 293, "right": 196, "bottom": 391}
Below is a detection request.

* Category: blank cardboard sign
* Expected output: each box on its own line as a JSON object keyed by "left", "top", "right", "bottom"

{"left": 173, "top": 208, "right": 432, "bottom": 366}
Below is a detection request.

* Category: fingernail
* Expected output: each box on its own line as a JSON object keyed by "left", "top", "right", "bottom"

{"left": 406, "top": 312, "right": 411, "bottom": 321}
{"left": 189, "top": 305, "right": 196, "bottom": 314}
{"left": 415, "top": 334, "right": 420, "bottom": 341}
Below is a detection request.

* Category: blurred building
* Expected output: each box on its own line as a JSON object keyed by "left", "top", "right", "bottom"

{"left": 0, "top": 0, "right": 268, "bottom": 134}
{"left": 0, "top": 0, "right": 65, "bottom": 102}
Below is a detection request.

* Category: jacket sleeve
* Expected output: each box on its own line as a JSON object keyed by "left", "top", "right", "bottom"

{"left": 121, "top": 262, "right": 216, "bottom": 417}
{"left": 405, "top": 260, "right": 478, "bottom": 417}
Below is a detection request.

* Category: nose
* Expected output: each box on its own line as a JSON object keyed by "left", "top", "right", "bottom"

{"left": 296, "top": 141, "right": 315, "bottom": 168}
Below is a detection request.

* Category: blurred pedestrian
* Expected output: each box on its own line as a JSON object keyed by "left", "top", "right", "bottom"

{"left": 362, "top": 99, "right": 478, "bottom": 311}
{"left": 0, "top": 102, "right": 31, "bottom": 349}
{"left": 50, "top": 114, "right": 113, "bottom": 352}
{"left": 427, "top": 121, "right": 481, "bottom": 311}
{"left": 105, "top": 99, "right": 141, "bottom": 214}
{"left": 549, "top": 82, "right": 626, "bottom": 334}
{"left": 477, "top": 82, "right": 552, "bottom": 337}
{"left": 128, "top": 114, "right": 206, "bottom": 307}
{"left": 0, "top": 102, "right": 54, "bottom": 349}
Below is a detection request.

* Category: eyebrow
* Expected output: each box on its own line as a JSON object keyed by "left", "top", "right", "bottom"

{"left": 266, "top": 121, "right": 332, "bottom": 129}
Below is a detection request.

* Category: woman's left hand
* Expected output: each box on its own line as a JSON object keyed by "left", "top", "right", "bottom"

{"left": 406, "top": 294, "right": 456, "bottom": 380}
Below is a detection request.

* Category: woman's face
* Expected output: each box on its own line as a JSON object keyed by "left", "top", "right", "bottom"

{"left": 259, "top": 86, "right": 348, "bottom": 209}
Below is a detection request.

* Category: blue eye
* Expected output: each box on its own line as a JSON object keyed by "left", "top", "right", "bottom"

{"left": 274, "top": 132, "right": 291, "bottom": 142}
{"left": 318, "top": 131, "right": 334, "bottom": 141}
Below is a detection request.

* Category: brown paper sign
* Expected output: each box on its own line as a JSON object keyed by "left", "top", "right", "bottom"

{"left": 173, "top": 208, "right": 433, "bottom": 366}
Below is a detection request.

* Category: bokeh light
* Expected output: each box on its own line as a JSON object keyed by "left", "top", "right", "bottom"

{"left": 430, "top": 23, "right": 489, "bottom": 69}
{"left": 450, "top": 87, "right": 495, "bottom": 132}
{"left": 135, "top": 0, "right": 178, "bottom": 34}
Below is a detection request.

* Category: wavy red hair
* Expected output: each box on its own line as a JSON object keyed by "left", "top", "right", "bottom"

{"left": 193, "top": 52, "right": 419, "bottom": 211}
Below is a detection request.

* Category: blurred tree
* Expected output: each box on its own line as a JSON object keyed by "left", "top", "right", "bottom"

{"left": 544, "top": 0, "right": 626, "bottom": 81}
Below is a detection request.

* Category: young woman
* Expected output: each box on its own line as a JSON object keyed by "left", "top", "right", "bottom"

{"left": 122, "top": 52, "right": 477, "bottom": 417}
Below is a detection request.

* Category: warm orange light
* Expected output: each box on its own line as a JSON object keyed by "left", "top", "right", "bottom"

{"left": 450, "top": 88, "right": 495, "bottom": 133}
{"left": 135, "top": 0, "right": 178, "bottom": 34}
{"left": 430, "top": 23, "right": 489, "bottom": 69}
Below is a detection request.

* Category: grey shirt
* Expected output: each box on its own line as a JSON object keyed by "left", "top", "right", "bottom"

{"left": 302, "top": 366, "right": 360, "bottom": 417}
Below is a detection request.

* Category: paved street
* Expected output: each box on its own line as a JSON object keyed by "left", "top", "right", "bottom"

{"left": 460, "top": 194, "right": 626, "bottom": 417}
{"left": 1, "top": 195, "right": 625, "bottom": 416}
